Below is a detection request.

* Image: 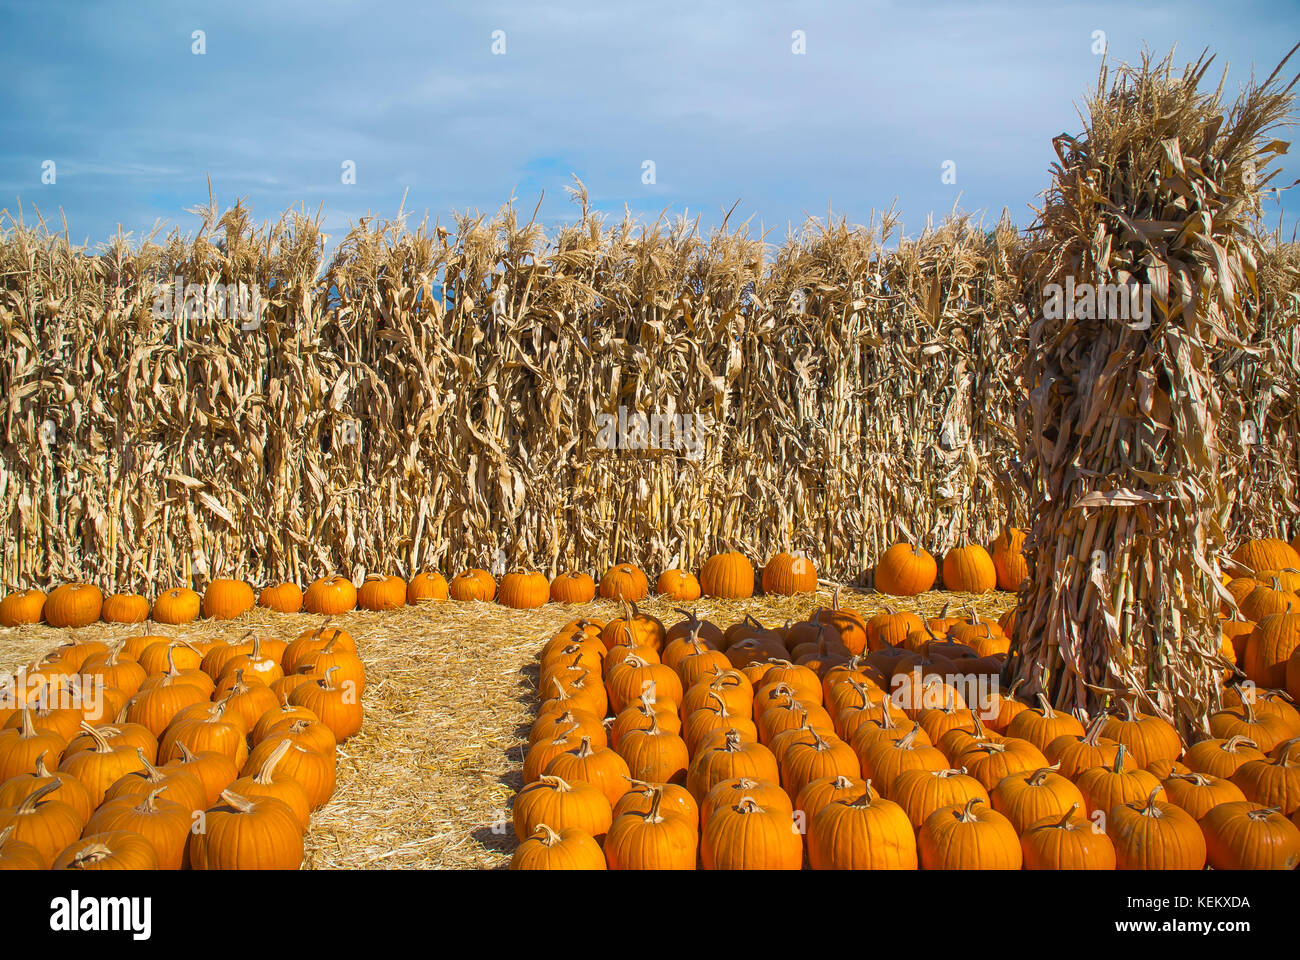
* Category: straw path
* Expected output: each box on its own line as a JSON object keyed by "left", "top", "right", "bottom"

{"left": 0, "top": 587, "right": 1012, "bottom": 868}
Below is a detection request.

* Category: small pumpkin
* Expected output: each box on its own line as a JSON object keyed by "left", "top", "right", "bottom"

{"left": 448, "top": 569, "right": 496, "bottom": 602}
{"left": 304, "top": 575, "right": 358, "bottom": 614}
{"left": 655, "top": 569, "right": 701, "bottom": 601}
{"left": 151, "top": 587, "right": 201, "bottom": 624}
{"left": 201, "top": 578, "right": 256, "bottom": 620}
{"left": 288, "top": 667, "right": 364, "bottom": 743}
{"left": 941, "top": 545, "right": 997, "bottom": 593}
{"left": 988, "top": 526, "right": 1028, "bottom": 592}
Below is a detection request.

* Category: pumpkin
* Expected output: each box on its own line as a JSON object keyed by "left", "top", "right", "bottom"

{"left": 686, "top": 729, "right": 779, "bottom": 802}
{"left": 918, "top": 797, "right": 1022, "bottom": 869}
{"left": 161, "top": 743, "right": 239, "bottom": 808}
{"left": 102, "top": 747, "right": 207, "bottom": 816}
{"left": 1184, "top": 734, "right": 1266, "bottom": 779}
{"left": 1045, "top": 713, "right": 1122, "bottom": 779}
{"left": 682, "top": 689, "right": 759, "bottom": 755}
{"left": 304, "top": 575, "right": 358, "bottom": 614}
{"left": 778, "top": 727, "right": 860, "bottom": 801}
{"left": 1006, "top": 694, "right": 1085, "bottom": 751}
{"left": 53, "top": 831, "right": 159, "bottom": 871}
{"left": 890, "top": 767, "right": 989, "bottom": 831}
{"left": 941, "top": 545, "right": 997, "bottom": 593}
{"left": 513, "top": 775, "right": 613, "bottom": 842}
{"left": 962, "top": 738, "right": 1050, "bottom": 792}
{"left": 858, "top": 727, "right": 948, "bottom": 793}
{"left": 701, "top": 795, "right": 801, "bottom": 869}
{"left": 1107, "top": 786, "right": 1206, "bottom": 869}
{"left": 0, "top": 824, "right": 45, "bottom": 870}
{"left": 543, "top": 737, "right": 632, "bottom": 807}
{"left": 606, "top": 652, "right": 683, "bottom": 714}
{"left": 793, "top": 773, "right": 867, "bottom": 825}
{"left": 4, "top": 699, "right": 81, "bottom": 743}
{"left": 874, "top": 543, "right": 937, "bottom": 596}
{"left": 1075, "top": 744, "right": 1165, "bottom": 819}
{"left": 655, "top": 569, "right": 701, "bottom": 601}
{"left": 190, "top": 789, "right": 304, "bottom": 870}
{"left": 125, "top": 679, "right": 209, "bottom": 738}
{"left": 1238, "top": 577, "right": 1299, "bottom": 624}
{"left": 84, "top": 786, "right": 191, "bottom": 870}
{"left": 988, "top": 526, "right": 1028, "bottom": 592}
{"left": 1233, "top": 538, "right": 1300, "bottom": 575}
{"left": 252, "top": 699, "right": 319, "bottom": 745}
{"left": 219, "top": 635, "right": 285, "bottom": 689}
{"left": 100, "top": 593, "right": 149, "bottom": 624}
{"left": 1100, "top": 700, "right": 1183, "bottom": 769}
{"left": 406, "top": 571, "right": 449, "bottom": 603}
{"left": 201, "top": 578, "right": 255, "bottom": 619}
{"left": 0, "top": 780, "right": 84, "bottom": 866}
{"left": 80, "top": 645, "right": 147, "bottom": 697}
{"left": 151, "top": 587, "right": 201, "bottom": 624}
{"left": 602, "top": 601, "right": 665, "bottom": 652}
{"left": 1231, "top": 739, "right": 1300, "bottom": 816}
{"left": 282, "top": 626, "right": 357, "bottom": 675}
{"left": 549, "top": 571, "right": 596, "bottom": 604}
{"left": 0, "top": 709, "right": 67, "bottom": 783}
{"left": 0, "top": 589, "right": 45, "bottom": 627}
{"left": 498, "top": 572, "right": 550, "bottom": 610}
{"left": 295, "top": 637, "right": 366, "bottom": 696}
{"left": 990, "top": 766, "right": 1086, "bottom": 834}
{"left": 448, "top": 568, "right": 496, "bottom": 602}
{"left": 699, "top": 552, "right": 755, "bottom": 600}
{"left": 866, "top": 607, "right": 923, "bottom": 652}
{"left": 613, "top": 780, "right": 698, "bottom": 827}
{"left": 1162, "top": 772, "right": 1246, "bottom": 821}
{"left": 604, "top": 785, "right": 698, "bottom": 869}
{"left": 43, "top": 584, "right": 103, "bottom": 628}
{"left": 807, "top": 779, "right": 917, "bottom": 869}
{"left": 258, "top": 582, "right": 303, "bottom": 613}
{"left": 357, "top": 574, "right": 407, "bottom": 611}
{"left": 226, "top": 738, "right": 312, "bottom": 832}
{"left": 1200, "top": 801, "right": 1300, "bottom": 870}
{"left": 761, "top": 552, "right": 818, "bottom": 595}
{"left": 598, "top": 563, "right": 650, "bottom": 602}
{"left": 288, "top": 667, "right": 364, "bottom": 743}
{"left": 58, "top": 721, "right": 150, "bottom": 807}
{"left": 242, "top": 739, "right": 334, "bottom": 809}
{"left": 1020, "top": 803, "right": 1117, "bottom": 870}
{"left": 510, "top": 823, "right": 606, "bottom": 870}
{"left": 609, "top": 698, "right": 677, "bottom": 748}
{"left": 616, "top": 714, "right": 689, "bottom": 785}
{"left": 50, "top": 638, "right": 108, "bottom": 673}
{"left": 1244, "top": 609, "right": 1300, "bottom": 688}
{"left": 0, "top": 751, "right": 93, "bottom": 822}
{"left": 1209, "top": 697, "right": 1290, "bottom": 753}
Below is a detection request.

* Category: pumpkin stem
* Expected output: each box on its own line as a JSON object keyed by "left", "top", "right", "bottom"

{"left": 17, "top": 707, "right": 37, "bottom": 739}
{"left": 76, "top": 720, "right": 112, "bottom": 753}
{"left": 896, "top": 726, "right": 919, "bottom": 750}
{"left": 1051, "top": 802, "right": 1080, "bottom": 828}
{"left": 135, "top": 785, "right": 169, "bottom": 813}
{"left": 68, "top": 843, "right": 116, "bottom": 866}
{"left": 573, "top": 736, "right": 595, "bottom": 759}
{"left": 537, "top": 774, "right": 572, "bottom": 793}
{"left": 734, "top": 795, "right": 765, "bottom": 815}
{"left": 1138, "top": 786, "right": 1163, "bottom": 815}
{"left": 530, "top": 822, "right": 562, "bottom": 846}
{"left": 17, "top": 778, "right": 63, "bottom": 813}
{"left": 955, "top": 797, "right": 984, "bottom": 821}
{"left": 218, "top": 788, "right": 257, "bottom": 814}
{"left": 253, "top": 737, "right": 294, "bottom": 784}
{"left": 1111, "top": 743, "right": 1129, "bottom": 773}
{"left": 721, "top": 728, "right": 742, "bottom": 752}
{"left": 1034, "top": 692, "right": 1057, "bottom": 719}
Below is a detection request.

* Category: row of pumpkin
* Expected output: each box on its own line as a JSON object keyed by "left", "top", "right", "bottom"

{"left": 0, "top": 534, "right": 1035, "bottom": 630}
{"left": 510, "top": 600, "right": 1300, "bottom": 869}
{"left": 0, "top": 624, "right": 365, "bottom": 868}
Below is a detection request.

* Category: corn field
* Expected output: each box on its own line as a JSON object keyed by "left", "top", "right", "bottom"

{"left": 0, "top": 181, "right": 1297, "bottom": 595}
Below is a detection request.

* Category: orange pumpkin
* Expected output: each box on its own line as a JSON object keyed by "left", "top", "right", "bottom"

{"left": 44, "top": 584, "right": 103, "bottom": 628}
{"left": 874, "top": 543, "right": 937, "bottom": 596}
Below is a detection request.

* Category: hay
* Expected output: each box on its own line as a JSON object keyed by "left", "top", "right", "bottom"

{"left": 0, "top": 587, "right": 1011, "bottom": 868}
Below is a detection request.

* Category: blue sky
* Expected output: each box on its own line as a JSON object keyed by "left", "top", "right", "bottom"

{"left": 1, "top": 0, "right": 1297, "bottom": 250}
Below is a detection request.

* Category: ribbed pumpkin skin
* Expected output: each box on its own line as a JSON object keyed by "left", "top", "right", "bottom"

{"left": 188, "top": 793, "right": 304, "bottom": 869}
{"left": 1162, "top": 773, "right": 1246, "bottom": 821}
{"left": 44, "top": 584, "right": 103, "bottom": 628}
{"left": 498, "top": 572, "right": 550, "bottom": 609}
{"left": 152, "top": 588, "right": 201, "bottom": 624}
{"left": 53, "top": 831, "right": 159, "bottom": 870}
{"left": 550, "top": 572, "right": 596, "bottom": 604}
{"left": 0, "top": 589, "right": 46, "bottom": 627}
{"left": 1201, "top": 801, "right": 1300, "bottom": 870}
{"left": 449, "top": 569, "right": 496, "bottom": 602}
{"left": 988, "top": 527, "right": 1028, "bottom": 591}
{"left": 257, "top": 582, "right": 303, "bottom": 613}
{"left": 700, "top": 553, "right": 755, "bottom": 600}
{"left": 918, "top": 799, "right": 1022, "bottom": 869}
{"left": 1232, "top": 538, "right": 1300, "bottom": 575}
{"left": 510, "top": 825, "right": 606, "bottom": 869}
{"left": 202, "top": 579, "right": 256, "bottom": 620}
{"left": 701, "top": 798, "right": 802, "bottom": 869}
{"left": 808, "top": 789, "right": 918, "bottom": 869}
{"left": 761, "top": 553, "right": 817, "bottom": 596}
{"left": 1020, "top": 808, "right": 1117, "bottom": 870}
{"left": 599, "top": 564, "right": 650, "bottom": 602}
{"left": 1245, "top": 611, "right": 1300, "bottom": 689}
{"left": 656, "top": 570, "right": 701, "bottom": 601}
{"left": 303, "top": 576, "right": 357, "bottom": 614}
{"left": 100, "top": 594, "right": 149, "bottom": 623}
{"left": 512, "top": 776, "right": 613, "bottom": 841}
{"left": 1106, "top": 795, "right": 1206, "bottom": 869}
{"left": 874, "top": 544, "right": 936, "bottom": 596}
{"left": 357, "top": 575, "right": 407, "bottom": 611}
{"left": 406, "top": 572, "right": 449, "bottom": 603}
{"left": 941, "top": 546, "right": 998, "bottom": 593}
{"left": 890, "top": 768, "right": 989, "bottom": 830}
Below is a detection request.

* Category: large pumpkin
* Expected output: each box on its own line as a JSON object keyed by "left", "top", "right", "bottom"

{"left": 941, "top": 545, "right": 997, "bottom": 593}
{"left": 807, "top": 780, "right": 917, "bottom": 870}
{"left": 1020, "top": 803, "right": 1117, "bottom": 870}
{"left": 357, "top": 574, "right": 407, "bottom": 611}
{"left": 1232, "top": 538, "right": 1300, "bottom": 575}
{"left": 1244, "top": 610, "right": 1300, "bottom": 689}
{"left": 202, "top": 579, "right": 256, "bottom": 620}
{"left": 761, "top": 553, "right": 818, "bottom": 596}
{"left": 44, "top": 584, "right": 103, "bottom": 628}
{"left": 1200, "top": 801, "right": 1300, "bottom": 870}
{"left": 699, "top": 552, "right": 755, "bottom": 600}
{"left": 304, "top": 576, "right": 358, "bottom": 614}
{"left": 550, "top": 572, "right": 596, "bottom": 604}
{"left": 189, "top": 789, "right": 304, "bottom": 870}
{"left": 449, "top": 569, "right": 496, "bottom": 602}
{"left": 874, "top": 543, "right": 936, "bottom": 597}
{"left": 918, "top": 797, "right": 1022, "bottom": 869}
{"left": 498, "top": 572, "right": 550, "bottom": 610}
{"left": 655, "top": 569, "right": 701, "bottom": 602}
{"left": 151, "top": 587, "right": 201, "bottom": 624}
{"left": 407, "top": 571, "right": 449, "bottom": 603}
{"left": 100, "top": 593, "right": 149, "bottom": 624}
{"left": 257, "top": 582, "right": 303, "bottom": 613}
{"left": 1106, "top": 787, "right": 1206, "bottom": 869}
{"left": 701, "top": 795, "right": 801, "bottom": 869}
{"left": 510, "top": 824, "right": 605, "bottom": 870}
{"left": 988, "top": 526, "right": 1028, "bottom": 592}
